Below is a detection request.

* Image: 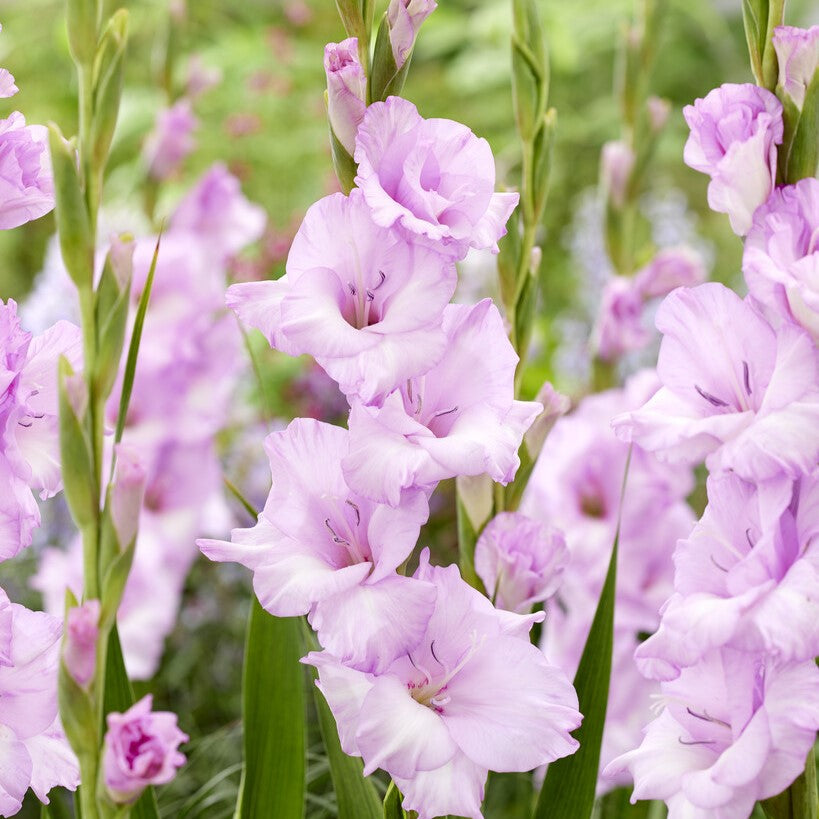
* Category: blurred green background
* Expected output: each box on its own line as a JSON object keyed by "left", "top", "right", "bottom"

{"left": 1, "top": 0, "right": 815, "bottom": 816}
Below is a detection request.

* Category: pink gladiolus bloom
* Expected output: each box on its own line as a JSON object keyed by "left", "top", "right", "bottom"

{"left": 354, "top": 97, "right": 519, "bottom": 260}
{"left": 227, "top": 190, "right": 456, "bottom": 406}
{"left": 773, "top": 25, "right": 819, "bottom": 110}
{"left": 0, "top": 300, "right": 81, "bottom": 560}
{"left": 683, "top": 84, "right": 783, "bottom": 235}
{"left": 743, "top": 177, "right": 819, "bottom": 340}
{"left": 324, "top": 38, "right": 367, "bottom": 155}
{"left": 0, "top": 26, "right": 18, "bottom": 99}
{"left": 606, "top": 649, "right": 819, "bottom": 819}
{"left": 343, "top": 300, "right": 541, "bottom": 505}
{"left": 0, "top": 588, "right": 79, "bottom": 814}
{"left": 474, "top": 511, "right": 568, "bottom": 613}
{"left": 386, "top": 0, "right": 437, "bottom": 69}
{"left": 63, "top": 599, "right": 100, "bottom": 689}
{"left": 199, "top": 418, "right": 435, "bottom": 672}
{"left": 145, "top": 99, "right": 198, "bottom": 180}
{"left": 103, "top": 694, "right": 187, "bottom": 804}
{"left": 592, "top": 276, "right": 650, "bottom": 361}
{"left": 612, "top": 283, "right": 819, "bottom": 482}
{"left": 636, "top": 471, "right": 819, "bottom": 681}
{"left": 170, "top": 163, "right": 266, "bottom": 262}
{"left": 306, "top": 553, "right": 581, "bottom": 819}
{"left": 0, "top": 112, "right": 53, "bottom": 230}
{"left": 634, "top": 246, "right": 707, "bottom": 300}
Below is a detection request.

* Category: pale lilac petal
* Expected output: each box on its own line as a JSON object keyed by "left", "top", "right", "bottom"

{"left": 25, "top": 723, "right": 80, "bottom": 802}
{"left": 356, "top": 675, "right": 458, "bottom": 777}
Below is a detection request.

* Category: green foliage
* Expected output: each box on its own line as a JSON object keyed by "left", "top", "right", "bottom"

{"left": 236, "top": 600, "right": 306, "bottom": 819}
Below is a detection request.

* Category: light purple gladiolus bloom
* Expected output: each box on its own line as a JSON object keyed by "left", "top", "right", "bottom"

{"left": 683, "top": 84, "right": 783, "bottom": 235}
{"left": 612, "top": 283, "right": 819, "bottom": 482}
{"left": 306, "top": 553, "right": 581, "bottom": 819}
{"left": 355, "top": 97, "right": 519, "bottom": 260}
{"left": 0, "top": 112, "right": 54, "bottom": 230}
{"left": 593, "top": 276, "right": 650, "bottom": 361}
{"left": 634, "top": 246, "right": 707, "bottom": 300}
{"left": 63, "top": 599, "right": 100, "bottom": 689}
{"left": 228, "top": 189, "right": 456, "bottom": 406}
{"left": 324, "top": 38, "right": 367, "bottom": 155}
{"left": 607, "top": 648, "right": 819, "bottom": 819}
{"left": 343, "top": 299, "right": 541, "bottom": 506}
{"left": 0, "top": 25, "right": 18, "bottom": 98}
{"left": 0, "top": 588, "right": 79, "bottom": 814}
{"left": 386, "top": 0, "right": 437, "bottom": 69}
{"left": 199, "top": 418, "right": 436, "bottom": 673}
{"left": 744, "top": 177, "right": 819, "bottom": 340}
{"left": 773, "top": 25, "right": 819, "bottom": 110}
{"left": 474, "top": 511, "right": 568, "bottom": 613}
{"left": 636, "top": 471, "right": 819, "bottom": 681}
{"left": 103, "top": 694, "right": 187, "bottom": 804}
{"left": 170, "top": 163, "right": 266, "bottom": 261}
{"left": 145, "top": 99, "right": 198, "bottom": 180}
{"left": 0, "top": 300, "right": 82, "bottom": 560}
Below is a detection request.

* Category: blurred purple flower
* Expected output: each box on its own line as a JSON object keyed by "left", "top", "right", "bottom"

{"left": 592, "top": 276, "right": 650, "bottom": 361}
{"left": 145, "top": 100, "right": 198, "bottom": 181}
{"left": 600, "top": 140, "right": 634, "bottom": 208}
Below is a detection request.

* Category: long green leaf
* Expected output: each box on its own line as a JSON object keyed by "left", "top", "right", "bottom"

{"left": 307, "top": 643, "right": 381, "bottom": 819}
{"left": 112, "top": 229, "right": 162, "bottom": 453}
{"left": 237, "top": 599, "right": 305, "bottom": 819}
{"left": 103, "top": 626, "right": 161, "bottom": 819}
{"left": 383, "top": 782, "right": 405, "bottom": 819}
{"left": 534, "top": 451, "right": 631, "bottom": 818}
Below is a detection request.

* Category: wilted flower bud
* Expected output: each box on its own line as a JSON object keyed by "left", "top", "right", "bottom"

{"left": 324, "top": 38, "right": 367, "bottom": 156}
{"left": 600, "top": 140, "right": 634, "bottom": 209}
{"left": 110, "top": 443, "right": 146, "bottom": 549}
{"left": 103, "top": 694, "right": 187, "bottom": 804}
{"left": 387, "top": 0, "right": 437, "bottom": 69}
{"left": 63, "top": 599, "right": 100, "bottom": 688}
{"left": 474, "top": 511, "right": 568, "bottom": 613}
{"left": 773, "top": 25, "right": 819, "bottom": 110}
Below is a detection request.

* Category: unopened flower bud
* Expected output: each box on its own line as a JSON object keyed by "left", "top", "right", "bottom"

{"left": 525, "top": 380, "right": 570, "bottom": 457}
{"left": 387, "top": 0, "right": 437, "bottom": 69}
{"left": 63, "top": 372, "right": 88, "bottom": 421}
{"left": 646, "top": 95, "right": 671, "bottom": 132}
{"left": 773, "top": 25, "right": 819, "bottom": 110}
{"left": 600, "top": 140, "right": 634, "bottom": 209}
{"left": 110, "top": 443, "right": 146, "bottom": 549}
{"left": 324, "top": 38, "right": 367, "bottom": 156}
{"left": 474, "top": 511, "right": 568, "bottom": 613}
{"left": 63, "top": 599, "right": 100, "bottom": 688}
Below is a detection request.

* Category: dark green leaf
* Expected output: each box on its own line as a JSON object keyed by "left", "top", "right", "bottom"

{"left": 784, "top": 72, "right": 819, "bottom": 183}
{"left": 383, "top": 782, "right": 405, "bottom": 819}
{"left": 237, "top": 599, "right": 306, "bottom": 819}
{"left": 309, "top": 651, "right": 381, "bottom": 819}
{"left": 761, "top": 745, "right": 817, "bottom": 819}
{"left": 534, "top": 451, "right": 632, "bottom": 818}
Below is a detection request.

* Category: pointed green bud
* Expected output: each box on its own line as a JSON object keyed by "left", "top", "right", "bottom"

{"left": 329, "top": 121, "right": 358, "bottom": 194}
{"left": 335, "top": 0, "right": 369, "bottom": 42}
{"left": 58, "top": 357, "right": 97, "bottom": 529}
{"left": 782, "top": 71, "right": 819, "bottom": 183}
{"left": 531, "top": 108, "right": 557, "bottom": 219}
{"left": 511, "top": 0, "right": 548, "bottom": 142}
{"left": 742, "top": 0, "right": 784, "bottom": 90}
{"left": 91, "top": 9, "right": 129, "bottom": 171}
{"left": 48, "top": 124, "right": 93, "bottom": 291}
{"left": 95, "top": 234, "right": 134, "bottom": 397}
{"left": 67, "top": 0, "right": 100, "bottom": 67}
